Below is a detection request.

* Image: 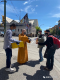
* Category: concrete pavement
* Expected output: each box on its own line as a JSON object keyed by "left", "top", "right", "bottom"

{"left": 0, "top": 37, "right": 60, "bottom": 80}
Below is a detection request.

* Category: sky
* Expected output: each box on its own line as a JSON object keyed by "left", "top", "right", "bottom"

{"left": 0, "top": 0, "right": 60, "bottom": 33}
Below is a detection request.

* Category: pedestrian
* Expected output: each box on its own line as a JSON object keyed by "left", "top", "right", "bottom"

{"left": 17, "top": 29, "right": 31, "bottom": 64}
{"left": 37, "top": 30, "right": 44, "bottom": 62}
{"left": 36, "top": 30, "right": 56, "bottom": 71}
{"left": 3, "top": 23, "right": 20, "bottom": 72}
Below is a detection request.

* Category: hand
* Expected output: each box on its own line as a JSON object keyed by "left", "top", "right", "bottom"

{"left": 19, "top": 40, "right": 21, "bottom": 42}
{"left": 36, "top": 38, "right": 38, "bottom": 40}
{"left": 29, "top": 39, "right": 31, "bottom": 42}
{"left": 28, "top": 38, "right": 31, "bottom": 42}
{"left": 16, "top": 42, "right": 19, "bottom": 45}
{"left": 36, "top": 40, "right": 38, "bottom": 44}
{"left": 16, "top": 41, "right": 20, "bottom": 45}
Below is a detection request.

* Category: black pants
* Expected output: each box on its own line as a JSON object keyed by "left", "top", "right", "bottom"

{"left": 5, "top": 48, "right": 12, "bottom": 68}
{"left": 46, "top": 48, "right": 56, "bottom": 69}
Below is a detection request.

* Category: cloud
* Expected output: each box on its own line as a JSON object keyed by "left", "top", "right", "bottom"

{"left": 23, "top": 0, "right": 39, "bottom": 5}
{"left": 57, "top": 6, "right": 60, "bottom": 9}
{"left": 23, "top": 1, "right": 28, "bottom": 5}
{"left": 24, "top": 5, "right": 31, "bottom": 12}
{"left": 20, "top": 5, "right": 35, "bottom": 14}
{"left": 31, "top": 8, "right": 35, "bottom": 12}
{"left": 24, "top": 5, "right": 35, "bottom": 14}
{"left": 15, "top": 20, "right": 19, "bottom": 22}
{"left": 36, "top": 5, "right": 38, "bottom": 7}
{"left": 20, "top": 9, "right": 24, "bottom": 11}
{"left": 56, "top": 21, "right": 58, "bottom": 23}
{"left": 0, "top": 19, "right": 1, "bottom": 23}
{"left": 0, "top": 4, "right": 19, "bottom": 13}
{"left": 52, "top": 13, "right": 60, "bottom": 18}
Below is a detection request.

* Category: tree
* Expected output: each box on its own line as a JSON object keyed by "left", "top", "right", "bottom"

{"left": 56, "top": 28, "right": 58, "bottom": 35}
{"left": 58, "top": 29, "right": 60, "bottom": 35}
{"left": 49, "top": 28, "right": 57, "bottom": 35}
{"left": 35, "top": 26, "right": 42, "bottom": 35}
{"left": 49, "top": 29, "right": 53, "bottom": 35}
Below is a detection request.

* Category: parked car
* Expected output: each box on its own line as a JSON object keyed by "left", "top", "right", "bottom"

{"left": 0, "top": 31, "right": 4, "bottom": 37}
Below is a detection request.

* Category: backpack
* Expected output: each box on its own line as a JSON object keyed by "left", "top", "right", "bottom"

{"left": 48, "top": 35, "right": 60, "bottom": 49}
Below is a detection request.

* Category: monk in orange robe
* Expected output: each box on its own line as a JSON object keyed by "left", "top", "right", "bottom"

{"left": 17, "top": 29, "right": 31, "bottom": 64}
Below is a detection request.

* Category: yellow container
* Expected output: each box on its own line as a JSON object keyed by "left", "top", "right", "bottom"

{"left": 11, "top": 41, "right": 24, "bottom": 49}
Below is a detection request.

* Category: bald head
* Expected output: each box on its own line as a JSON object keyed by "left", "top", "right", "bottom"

{"left": 22, "top": 29, "right": 26, "bottom": 32}
{"left": 22, "top": 29, "right": 26, "bottom": 35}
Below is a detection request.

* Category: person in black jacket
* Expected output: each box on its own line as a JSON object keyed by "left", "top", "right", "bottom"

{"left": 36, "top": 30, "right": 56, "bottom": 71}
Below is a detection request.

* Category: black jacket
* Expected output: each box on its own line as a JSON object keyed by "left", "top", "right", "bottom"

{"left": 38, "top": 35, "right": 53, "bottom": 49}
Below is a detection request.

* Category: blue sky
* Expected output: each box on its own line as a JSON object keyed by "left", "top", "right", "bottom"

{"left": 0, "top": 0, "right": 60, "bottom": 33}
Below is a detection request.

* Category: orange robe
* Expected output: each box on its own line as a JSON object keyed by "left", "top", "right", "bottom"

{"left": 17, "top": 34, "right": 30, "bottom": 64}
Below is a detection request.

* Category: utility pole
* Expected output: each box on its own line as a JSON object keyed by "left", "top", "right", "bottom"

{"left": 4, "top": 0, "right": 6, "bottom": 35}
{"left": 1, "top": 0, "right": 27, "bottom": 34}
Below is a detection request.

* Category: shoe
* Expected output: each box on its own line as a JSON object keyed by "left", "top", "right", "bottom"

{"left": 44, "top": 67, "right": 50, "bottom": 71}
{"left": 5, "top": 68, "right": 15, "bottom": 72}
{"left": 39, "top": 59, "right": 43, "bottom": 62}
{"left": 11, "top": 64, "right": 14, "bottom": 67}
{"left": 50, "top": 67, "right": 53, "bottom": 70}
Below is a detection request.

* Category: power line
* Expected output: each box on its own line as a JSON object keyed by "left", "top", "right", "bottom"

{"left": 9, "top": 0, "right": 19, "bottom": 17}
{"left": 0, "top": 1, "right": 2, "bottom": 3}
{"left": 2, "top": 0, "right": 27, "bottom": 1}
{"left": 6, "top": 0, "right": 27, "bottom": 1}
{"left": 7, "top": 2, "right": 19, "bottom": 18}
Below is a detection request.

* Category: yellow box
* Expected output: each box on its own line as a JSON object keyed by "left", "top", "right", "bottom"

{"left": 11, "top": 41, "right": 24, "bottom": 49}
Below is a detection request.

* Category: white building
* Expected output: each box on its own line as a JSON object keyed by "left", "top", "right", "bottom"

{"left": 0, "top": 17, "right": 38, "bottom": 36}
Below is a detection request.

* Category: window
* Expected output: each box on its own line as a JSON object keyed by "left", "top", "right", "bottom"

{"left": 27, "top": 29, "right": 28, "bottom": 33}
{"left": 21, "top": 29, "right": 22, "bottom": 32}
{"left": 18, "top": 29, "right": 19, "bottom": 32}
{"left": 29, "top": 29, "right": 30, "bottom": 32}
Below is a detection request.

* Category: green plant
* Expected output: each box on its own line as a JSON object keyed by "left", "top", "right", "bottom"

{"left": 35, "top": 26, "right": 42, "bottom": 35}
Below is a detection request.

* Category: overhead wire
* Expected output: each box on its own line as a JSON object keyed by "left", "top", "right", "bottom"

{"left": 7, "top": 2, "right": 19, "bottom": 18}
{"left": 2, "top": 0, "right": 27, "bottom": 2}
{"left": 0, "top": 1, "right": 2, "bottom": 3}
{"left": 5, "top": 0, "right": 27, "bottom": 1}
{"left": 9, "top": 0, "right": 19, "bottom": 17}
{"left": 1, "top": 0, "right": 27, "bottom": 20}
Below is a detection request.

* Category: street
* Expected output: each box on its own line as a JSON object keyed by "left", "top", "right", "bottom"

{"left": 0, "top": 36, "right": 60, "bottom": 80}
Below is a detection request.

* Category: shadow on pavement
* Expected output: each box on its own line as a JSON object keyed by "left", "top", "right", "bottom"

{"left": 13, "top": 62, "right": 20, "bottom": 72}
{"left": 0, "top": 67, "right": 9, "bottom": 80}
{"left": 0, "top": 62, "right": 20, "bottom": 80}
{"left": 23, "top": 65, "right": 53, "bottom": 80}
{"left": 23, "top": 60, "right": 40, "bottom": 67}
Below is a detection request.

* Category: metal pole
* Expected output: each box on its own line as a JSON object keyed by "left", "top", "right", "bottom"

{"left": 4, "top": 0, "right": 6, "bottom": 35}
{"left": 27, "top": 13, "right": 28, "bottom": 36}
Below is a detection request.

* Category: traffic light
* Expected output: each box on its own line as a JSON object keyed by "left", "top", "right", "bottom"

{"left": 1, "top": 23, "right": 4, "bottom": 27}
{"left": 2, "top": 15, "right": 5, "bottom": 23}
